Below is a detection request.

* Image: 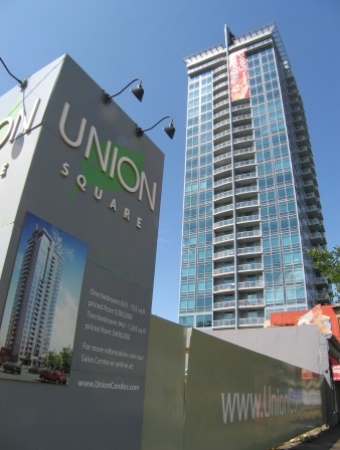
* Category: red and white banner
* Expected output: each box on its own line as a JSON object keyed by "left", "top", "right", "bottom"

{"left": 229, "top": 49, "right": 250, "bottom": 102}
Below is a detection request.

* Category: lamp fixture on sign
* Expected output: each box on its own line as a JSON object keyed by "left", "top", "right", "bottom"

{"left": 136, "top": 116, "right": 175, "bottom": 140}
{"left": 102, "top": 78, "right": 144, "bottom": 103}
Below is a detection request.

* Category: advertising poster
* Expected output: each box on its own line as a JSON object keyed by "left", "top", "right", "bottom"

{"left": 229, "top": 49, "right": 250, "bottom": 102}
{"left": 298, "top": 304, "right": 333, "bottom": 338}
{"left": 0, "top": 212, "right": 87, "bottom": 383}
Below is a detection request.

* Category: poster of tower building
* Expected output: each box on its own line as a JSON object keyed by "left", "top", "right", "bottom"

{"left": 0, "top": 212, "right": 87, "bottom": 379}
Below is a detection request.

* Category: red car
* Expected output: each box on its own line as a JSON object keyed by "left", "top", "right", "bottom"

{"left": 39, "top": 369, "right": 67, "bottom": 385}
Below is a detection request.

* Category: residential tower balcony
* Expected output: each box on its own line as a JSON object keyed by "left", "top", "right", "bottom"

{"left": 238, "top": 317, "right": 264, "bottom": 327}
{"left": 238, "top": 298, "right": 265, "bottom": 308}
{"left": 213, "top": 318, "right": 236, "bottom": 328}
{"left": 213, "top": 266, "right": 235, "bottom": 277}
{"left": 213, "top": 248, "right": 235, "bottom": 261}
{"left": 213, "top": 300, "right": 236, "bottom": 310}
{"left": 238, "top": 280, "right": 264, "bottom": 290}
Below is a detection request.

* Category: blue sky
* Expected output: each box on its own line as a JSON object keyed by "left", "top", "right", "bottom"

{"left": 1, "top": 0, "right": 339, "bottom": 323}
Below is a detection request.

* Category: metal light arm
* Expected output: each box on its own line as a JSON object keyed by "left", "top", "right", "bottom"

{"left": 0, "top": 57, "right": 27, "bottom": 89}
{"left": 136, "top": 116, "right": 175, "bottom": 139}
{"left": 102, "top": 78, "right": 144, "bottom": 103}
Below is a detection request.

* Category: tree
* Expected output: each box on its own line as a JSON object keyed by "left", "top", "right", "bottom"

{"left": 45, "top": 351, "right": 62, "bottom": 370}
{"left": 308, "top": 245, "right": 340, "bottom": 301}
{"left": 60, "top": 346, "right": 72, "bottom": 374}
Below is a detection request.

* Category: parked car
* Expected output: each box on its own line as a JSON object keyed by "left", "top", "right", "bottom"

{"left": 39, "top": 369, "right": 67, "bottom": 385}
{"left": 28, "top": 366, "right": 40, "bottom": 374}
{"left": 3, "top": 362, "right": 21, "bottom": 375}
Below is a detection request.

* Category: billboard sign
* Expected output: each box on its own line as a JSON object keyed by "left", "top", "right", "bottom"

{"left": 0, "top": 55, "right": 164, "bottom": 449}
{"left": 298, "top": 304, "right": 332, "bottom": 338}
{"left": 184, "top": 329, "right": 326, "bottom": 450}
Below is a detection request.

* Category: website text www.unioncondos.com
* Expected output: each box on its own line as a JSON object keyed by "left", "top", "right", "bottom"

{"left": 221, "top": 385, "right": 321, "bottom": 423}
{"left": 78, "top": 379, "right": 140, "bottom": 391}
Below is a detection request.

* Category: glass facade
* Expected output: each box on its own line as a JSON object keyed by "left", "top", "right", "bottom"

{"left": 180, "top": 24, "right": 328, "bottom": 330}
{"left": 180, "top": 71, "right": 214, "bottom": 328}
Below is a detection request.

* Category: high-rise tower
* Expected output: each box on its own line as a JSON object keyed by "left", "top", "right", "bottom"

{"left": 6, "top": 226, "right": 63, "bottom": 363}
{"left": 179, "top": 24, "right": 328, "bottom": 330}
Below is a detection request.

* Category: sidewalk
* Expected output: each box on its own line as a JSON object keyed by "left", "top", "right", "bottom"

{"left": 275, "top": 425, "right": 340, "bottom": 449}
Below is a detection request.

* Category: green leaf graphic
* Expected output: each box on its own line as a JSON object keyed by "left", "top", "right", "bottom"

{"left": 70, "top": 142, "right": 144, "bottom": 200}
